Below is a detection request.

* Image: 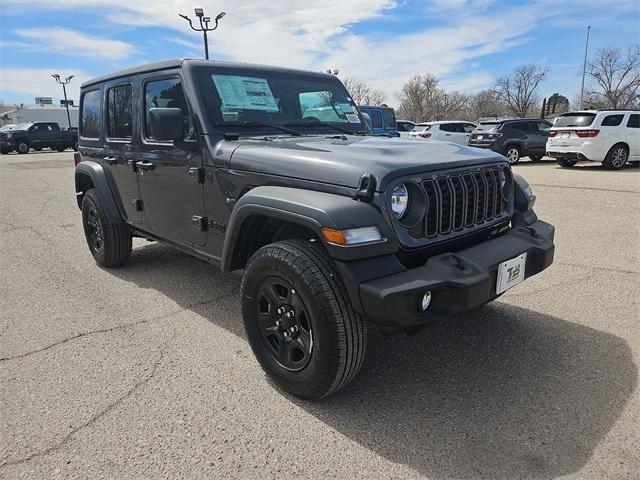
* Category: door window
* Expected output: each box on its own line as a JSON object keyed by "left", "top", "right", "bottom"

{"left": 368, "top": 110, "right": 383, "bottom": 129}
{"left": 80, "top": 89, "right": 102, "bottom": 139}
{"left": 439, "top": 123, "right": 456, "bottom": 132}
{"left": 626, "top": 114, "right": 639, "bottom": 128}
{"left": 144, "top": 78, "right": 190, "bottom": 140}
{"left": 107, "top": 85, "right": 133, "bottom": 139}
{"left": 601, "top": 114, "right": 623, "bottom": 127}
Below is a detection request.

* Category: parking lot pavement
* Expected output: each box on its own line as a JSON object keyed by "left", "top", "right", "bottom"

{"left": 0, "top": 152, "right": 638, "bottom": 480}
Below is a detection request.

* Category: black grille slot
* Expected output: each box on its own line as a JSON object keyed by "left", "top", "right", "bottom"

{"left": 450, "top": 176, "right": 465, "bottom": 230}
{"left": 423, "top": 180, "right": 438, "bottom": 237}
{"left": 408, "top": 165, "right": 510, "bottom": 241}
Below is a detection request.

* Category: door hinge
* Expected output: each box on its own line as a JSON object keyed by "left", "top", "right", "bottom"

{"left": 192, "top": 215, "right": 209, "bottom": 232}
{"left": 132, "top": 199, "right": 144, "bottom": 212}
{"left": 188, "top": 167, "right": 206, "bottom": 184}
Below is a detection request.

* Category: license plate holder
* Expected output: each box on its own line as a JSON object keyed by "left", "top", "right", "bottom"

{"left": 496, "top": 253, "right": 527, "bottom": 294}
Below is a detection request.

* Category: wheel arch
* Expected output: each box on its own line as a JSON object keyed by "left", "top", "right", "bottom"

{"left": 75, "top": 161, "right": 122, "bottom": 223}
{"left": 221, "top": 186, "right": 398, "bottom": 272}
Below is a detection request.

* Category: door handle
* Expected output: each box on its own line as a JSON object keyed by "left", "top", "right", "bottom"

{"left": 136, "top": 160, "right": 156, "bottom": 171}
{"left": 103, "top": 156, "right": 117, "bottom": 165}
{"left": 445, "top": 133, "right": 451, "bottom": 136}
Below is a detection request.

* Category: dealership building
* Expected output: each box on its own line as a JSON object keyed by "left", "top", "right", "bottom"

{"left": 0, "top": 97, "right": 79, "bottom": 127}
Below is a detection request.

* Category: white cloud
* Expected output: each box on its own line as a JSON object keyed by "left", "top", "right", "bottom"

{"left": 0, "top": 68, "right": 91, "bottom": 102}
{"left": 13, "top": 28, "right": 136, "bottom": 60}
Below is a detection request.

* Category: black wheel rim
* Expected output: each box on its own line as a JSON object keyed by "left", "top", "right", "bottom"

{"left": 256, "top": 276, "right": 313, "bottom": 371}
{"left": 86, "top": 206, "right": 104, "bottom": 254}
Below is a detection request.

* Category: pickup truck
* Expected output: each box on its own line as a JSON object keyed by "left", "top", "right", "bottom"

{"left": 0, "top": 121, "right": 78, "bottom": 154}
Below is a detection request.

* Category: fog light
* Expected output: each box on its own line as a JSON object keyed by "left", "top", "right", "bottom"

{"left": 420, "top": 291, "right": 432, "bottom": 312}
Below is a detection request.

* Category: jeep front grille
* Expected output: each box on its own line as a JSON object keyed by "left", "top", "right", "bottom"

{"left": 408, "top": 165, "right": 509, "bottom": 239}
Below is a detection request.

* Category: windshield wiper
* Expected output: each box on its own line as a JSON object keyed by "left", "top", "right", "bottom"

{"left": 215, "top": 121, "right": 301, "bottom": 136}
{"left": 285, "top": 120, "right": 364, "bottom": 135}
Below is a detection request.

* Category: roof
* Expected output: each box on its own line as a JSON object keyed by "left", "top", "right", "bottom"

{"left": 416, "top": 120, "right": 473, "bottom": 125}
{"left": 359, "top": 105, "right": 394, "bottom": 110}
{"left": 81, "top": 58, "right": 337, "bottom": 88}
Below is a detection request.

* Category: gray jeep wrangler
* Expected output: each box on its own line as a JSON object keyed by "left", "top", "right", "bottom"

{"left": 75, "top": 59, "right": 555, "bottom": 399}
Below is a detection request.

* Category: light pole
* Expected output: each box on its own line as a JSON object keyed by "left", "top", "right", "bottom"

{"left": 52, "top": 74, "right": 74, "bottom": 129}
{"left": 179, "top": 8, "right": 225, "bottom": 60}
{"left": 579, "top": 25, "right": 591, "bottom": 110}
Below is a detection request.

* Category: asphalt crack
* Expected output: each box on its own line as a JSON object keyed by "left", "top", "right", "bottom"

{"left": 0, "top": 292, "right": 237, "bottom": 362}
{"left": 530, "top": 182, "right": 639, "bottom": 194}
{"left": 0, "top": 339, "right": 169, "bottom": 470}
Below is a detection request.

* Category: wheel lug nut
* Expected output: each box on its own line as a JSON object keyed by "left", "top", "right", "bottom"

{"left": 289, "top": 326, "right": 295, "bottom": 332}
{"left": 286, "top": 311, "right": 294, "bottom": 318}
{"left": 283, "top": 331, "right": 289, "bottom": 337}
{"left": 277, "top": 307, "right": 284, "bottom": 314}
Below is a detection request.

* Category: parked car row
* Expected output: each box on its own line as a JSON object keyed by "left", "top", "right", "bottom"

{"left": 394, "top": 110, "right": 639, "bottom": 169}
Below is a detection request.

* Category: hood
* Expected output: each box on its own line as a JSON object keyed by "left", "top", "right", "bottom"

{"left": 228, "top": 135, "right": 505, "bottom": 191}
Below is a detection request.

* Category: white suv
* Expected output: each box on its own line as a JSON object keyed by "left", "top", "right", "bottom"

{"left": 408, "top": 121, "right": 476, "bottom": 145}
{"left": 547, "top": 110, "right": 640, "bottom": 169}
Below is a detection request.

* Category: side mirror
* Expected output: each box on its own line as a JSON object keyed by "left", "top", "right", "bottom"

{"left": 361, "top": 111, "right": 372, "bottom": 131}
{"left": 149, "top": 108, "right": 183, "bottom": 141}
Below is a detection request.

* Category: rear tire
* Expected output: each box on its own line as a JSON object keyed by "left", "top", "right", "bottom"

{"left": 241, "top": 239, "right": 367, "bottom": 400}
{"left": 528, "top": 154, "right": 543, "bottom": 162}
{"left": 558, "top": 158, "right": 577, "bottom": 168}
{"left": 81, "top": 189, "right": 131, "bottom": 267}
{"left": 603, "top": 144, "right": 628, "bottom": 169}
{"left": 55, "top": 146, "right": 66, "bottom": 152}
{"left": 503, "top": 145, "right": 521, "bottom": 164}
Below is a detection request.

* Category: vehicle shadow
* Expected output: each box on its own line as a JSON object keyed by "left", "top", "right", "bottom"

{"left": 110, "top": 242, "right": 637, "bottom": 480}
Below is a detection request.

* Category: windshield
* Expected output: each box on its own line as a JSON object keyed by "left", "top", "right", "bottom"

{"left": 555, "top": 113, "right": 596, "bottom": 128}
{"left": 195, "top": 66, "right": 365, "bottom": 135}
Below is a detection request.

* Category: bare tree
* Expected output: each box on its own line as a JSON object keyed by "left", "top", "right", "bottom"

{"left": 494, "top": 65, "right": 547, "bottom": 117}
{"left": 585, "top": 46, "right": 640, "bottom": 108}
{"left": 465, "top": 89, "right": 508, "bottom": 121}
{"left": 396, "top": 74, "right": 467, "bottom": 121}
{"left": 341, "top": 77, "right": 386, "bottom": 105}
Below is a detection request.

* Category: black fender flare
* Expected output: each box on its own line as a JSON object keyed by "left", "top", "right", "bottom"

{"left": 75, "top": 161, "right": 122, "bottom": 223}
{"left": 220, "top": 186, "right": 398, "bottom": 271}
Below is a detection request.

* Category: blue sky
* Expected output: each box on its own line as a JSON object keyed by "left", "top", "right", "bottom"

{"left": 1, "top": 0, "right": 639, "bottom": 107}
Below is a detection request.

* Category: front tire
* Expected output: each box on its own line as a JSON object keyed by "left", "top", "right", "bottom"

{"left": 16, "top": 141, "right": 29, "bottom": 154}
{"left": 603, "top": 144, "right": 628, "bottom": 169}
{"left": 241, "top": 239, "right": 367, "bottom": 400}
{"left": 504, "top": 145, "right": 521, "bottom": 164}
{"left": 528, "top": 154, "right": 543, "bottom": 162}
{"left": 81, "top": 189, "right": 132, "bottom": 267}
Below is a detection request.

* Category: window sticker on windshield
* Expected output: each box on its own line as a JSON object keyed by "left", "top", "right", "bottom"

{"left": 345, "top": 113, "right": 360, "bottom": 123}
{"left": 212, "top": 75, "right": 279, "bottom": 112}
{"left": 339, "top": 102, "right": 354, "bottom": 113}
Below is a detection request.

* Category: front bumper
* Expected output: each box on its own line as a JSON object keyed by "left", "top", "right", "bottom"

{"left": 354, "top": 220, "right": 554, "bottom": 331}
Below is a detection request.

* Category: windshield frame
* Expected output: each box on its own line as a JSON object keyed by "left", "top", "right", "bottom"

{"left": 193, "top": 65, "right": 368, "bottom": 137}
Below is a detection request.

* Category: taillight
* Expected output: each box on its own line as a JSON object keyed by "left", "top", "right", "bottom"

{"left": 419, "top": 133, "right": 431, "bottom": 138}
{"left": 73, "top": 152, "right": 81, "bottom": 166}
{"left": 548, "top": 131, "right": 558, "bottom": 137}
{"left": 575, "top": 129, "right": 599, "bottom": 138}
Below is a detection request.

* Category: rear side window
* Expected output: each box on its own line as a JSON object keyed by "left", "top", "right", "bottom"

{"left": 601, "top": 114, "right": 623, "bottom": 127}
{"left": 555, "top": 113, "right": 596, "bottom": 128}
{"left": 382, "top": 109, "right": 396, "bottom": 129}
{"left": 144, "top": 78, "right": 189, "bottom": 140}
{"left": 512, "top": 122, "right": 530, "bottom": 131}
{"left": 80, "top": 90, "right": 101, "bottom": 139}
{"left": 537, "top": 121, "right": 552, "bottom": 132}
{"left": 628, "top": 114, "right": 639, "bottom": 128}
{"left": 107, "top": 85, "right": 133, "bottom": 139}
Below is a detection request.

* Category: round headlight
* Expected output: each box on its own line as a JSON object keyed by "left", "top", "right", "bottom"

{"left": 391, "top": 184, "right": 409, "bottom": 219}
